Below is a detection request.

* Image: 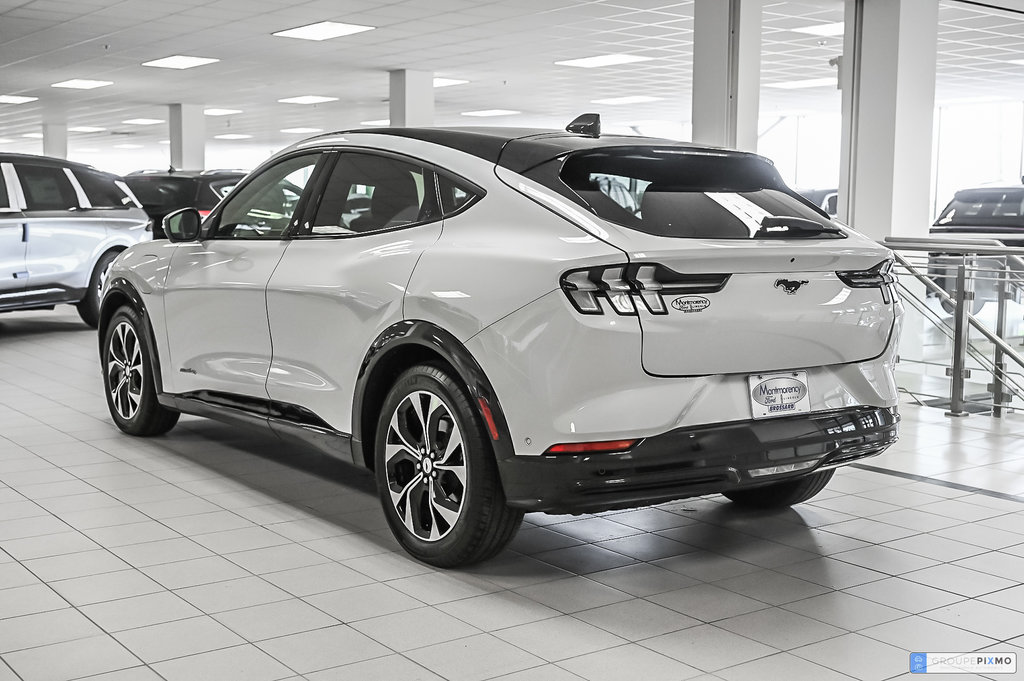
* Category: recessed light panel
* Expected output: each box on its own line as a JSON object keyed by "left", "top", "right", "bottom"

{"left": 555, "top": 54, "right": 652, "bottom": 68}
{"left": 277, "top": 95, "right": 338, "bottom": 105}
{"left": 214, "top": 134, "right": 252, "bottom": 140}
{"left": 123, "top": 118, "right": 164, "bottom": 125}
{"left": 142, "top": 55, "right": 219, "bottom": 70}
{"left": 433, "top": 78, "right": 468, "bottom": 88}
{"left": 69, "top": 126, "right": 106, "bottom": 133}
{"left": 114, "top": 143, "right": 142, "bottom": 149}
{"left": 360, "top": 119, "right": 390, "bottom": 126}
{"left": 204, "top": 108, "right": 242, "bottom": 116}
{"left": 591, "top": 95, "right": 662, "bottom": 105}
{"left": 281, "top": 127, "right": 323, "bottom": 133}
{"left": 51, "top": 79, "right": 113, "bottom": 90}
{"left": 22, "top": 132, "right": 43, "bottom": 139}
{"left": 273, "top": 21, "right": 374, "bottom": 41}
{"left": 792, "top": 22, "right": 844, "bottom": 37}
{"left": 461, "top": 109, "right": 520, "bottom": 117}
{"left": 765, "top": 77, "right": 836, "bottom": 89}
{"left": 0, "top": 95, "right": 38, "bottom": 104}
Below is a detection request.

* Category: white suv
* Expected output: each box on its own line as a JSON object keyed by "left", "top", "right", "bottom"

{"left": 98, "top": 118, "right": 902, "bottom": 567}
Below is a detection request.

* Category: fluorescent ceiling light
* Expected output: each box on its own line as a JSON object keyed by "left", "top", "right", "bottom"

{"left": 591, "top": 95, "right": 662, "bottom": 105}
{"left": 214, "top": 133, "right": 252, "bottom": 140}
{"left": 433, "top": 78, "right": 468, "bottom": 88}
{"left": 0, "top": 95, "right": 38, "bottom": 104}
{"left": 158, "top": 140, "right": 170, "bottom": 144}
{"left": 765, "top": 77, "right": 836, "bottom": 89}
{"left": 22, "top": 132, "right": 43, "bottom": 139}
{"left": 204, "top": 108, "right": 241, "bottom": 116}
{"left": 555, "top": 54, "right": 652, "bottom": 68}
{"left": 123, "top": 118, "right": 164, "bottom": 125}
{"left": 461, "top": 109, "right": 520, "bottom": 117}
{"left": 114, "top": 143, "right": 143, "bottom": 149}
{"left": 281, "top": 127, "right": 323, "bottom": 133}
{"left": 360, "top": 119, "right": 389, "bottom": 126}
{"left": 51, "top": 79, "right": 112, "bottom": 90}
{"left": 69, "top": 126, "right": 105, "bottom": 133}
{"left": 142, "top": 55, "right": 219, "bottom": 70}
{"left": 792, "top": 22, "right": 844, "bottom": 37}
{"left": 76, "top": 148, "right": 99, "bottom": 153}
{"left": 0, "top": 138, "right": 12, "bottom": 143}
{"left": 278, "top": 95, "right": 338, "bottom": 104}
{"left": 273, "top": 21, "right": 374, "bottom": 41}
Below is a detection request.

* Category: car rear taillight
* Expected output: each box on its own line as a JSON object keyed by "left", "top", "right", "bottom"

{"left": 545, "top": 439, "right": 639, "bottom": 454}
{"left": 836, "top": 260, "right": 897, "bottom": 303}
{"left": 560, "top": 264, "right": 730, "bottom": 316}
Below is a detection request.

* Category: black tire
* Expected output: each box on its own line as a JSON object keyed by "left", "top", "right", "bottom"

{"left": 101, "top": 306, "right": 179, "bottom": 436}
{"left": 77, "top": 250, "right": 119, "bottom": 328}
{"left": 722, "top": 469, "right": 835, "bottom": 509}
{"left": 374, "top": 364, "right": 523, "bottom": 568}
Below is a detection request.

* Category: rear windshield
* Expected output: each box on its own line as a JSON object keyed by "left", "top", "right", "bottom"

{"left": 124, "top": 176, "right": 198, "bottom": 209}
{"left": 935, "top": 189, "right": 1024, "bottom": 227}
{"left": 531, "top": 148, "right": 838, "bottom": 239}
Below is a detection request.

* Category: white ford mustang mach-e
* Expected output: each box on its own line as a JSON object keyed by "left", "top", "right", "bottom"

{"left": 99, "top": 116, "right": 902, "bottom": 567}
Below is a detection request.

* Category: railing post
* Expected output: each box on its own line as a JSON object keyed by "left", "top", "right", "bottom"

{"left": 945, "top": 261, "right": 970, "bottom": 418}
{"left": 992, "top": 258, "right": 1008, "bottom": 418}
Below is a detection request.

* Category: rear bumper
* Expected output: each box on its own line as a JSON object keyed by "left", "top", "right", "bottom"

{"left": 499, "top": 406, "right": 899, "bottom": 514}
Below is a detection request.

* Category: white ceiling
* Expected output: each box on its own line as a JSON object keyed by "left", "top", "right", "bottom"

{"left": 0, "top": 0, "right": 1023, "bottom": 160}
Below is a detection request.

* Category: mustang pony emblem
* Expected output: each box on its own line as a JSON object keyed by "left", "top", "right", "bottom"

{"left": 774, "top": 279, "right": 809, "bottom": 295}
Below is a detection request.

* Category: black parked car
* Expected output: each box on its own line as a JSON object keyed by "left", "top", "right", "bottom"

{"left": 124, "top": 169, "right": 245, "bottom": 237}
{"left": 930, "top": 185, "right": 1024, "bottom": 312}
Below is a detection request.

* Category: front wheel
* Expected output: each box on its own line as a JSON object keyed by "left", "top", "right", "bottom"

{"left": 374, "top": 364, "right": 523, "bottom": 567}
{"left": 101, "top": 306, "right": 179, "bottom": 436}
{"left": 722, "top": 469, "right": 835, "bottom": 508}
{"left": 77, "top": 250, "right": 119, "bottom": 328}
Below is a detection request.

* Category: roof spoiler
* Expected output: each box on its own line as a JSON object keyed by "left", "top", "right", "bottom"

{"left": 566, "top": 113, "right": 601, "bottom": 138}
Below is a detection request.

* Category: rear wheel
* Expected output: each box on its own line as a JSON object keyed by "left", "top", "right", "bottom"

{"left": 102, "top": 306, "right": 179, "bottom": 436}
{"left": 722, "top": 469, "right": 834, "bottom": 508}
{"left": 374, "top": 364, "right": 523, "bottom": 567}
{"left": 77, "top": 250, "right": 119, "bottom": 328}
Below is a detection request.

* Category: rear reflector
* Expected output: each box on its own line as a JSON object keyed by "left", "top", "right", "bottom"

{"left": 478, "top": 397, "right": 500, "bottom": 441}
{"left": 545, "top": 439, "right": 639, "bottom": 455}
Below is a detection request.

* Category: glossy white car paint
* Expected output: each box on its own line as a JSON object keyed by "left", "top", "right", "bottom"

{"left": 24, "top": 215, "right": 148, "bottom": 291}
{"left": 265, "top": 223, "right": 444, "bottom": 430}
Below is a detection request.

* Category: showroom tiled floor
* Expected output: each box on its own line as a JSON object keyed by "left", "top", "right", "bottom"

{"left": 1, "top": 307, "right": 1023, "bottom": 681}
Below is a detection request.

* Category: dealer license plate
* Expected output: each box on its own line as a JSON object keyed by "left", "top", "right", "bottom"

{"left": 748, "top": 371, "right": 811, "bottom": 419}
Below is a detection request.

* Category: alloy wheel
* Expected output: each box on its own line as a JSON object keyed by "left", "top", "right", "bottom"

{"left": 107, "top": 321, "right": 144, "bottom": 420}
{"left": 383, "top": 389, "right": 467, "bottom": 542}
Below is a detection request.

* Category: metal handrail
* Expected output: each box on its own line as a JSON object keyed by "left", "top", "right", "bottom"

{"left": 884, "top": 236, "right": 1024, "bottom": 417}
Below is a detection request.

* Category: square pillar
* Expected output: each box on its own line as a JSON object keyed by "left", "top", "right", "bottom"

{"left": 43, "top": 123, "right": 68, "bottom": 159}
{"left": 691, "top": 0, "right": 763, "bottom": 151}
{"left": 169, "top": 103, "right": 205, "bottom": 170}
{"left": 838, "top": 0, "right": 938, "bottom": 238}
{"left": 389, "top": 70, "right": 434, "bottom": 127}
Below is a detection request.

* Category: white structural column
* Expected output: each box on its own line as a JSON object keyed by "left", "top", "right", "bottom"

{"left": 838, "top": 0, "right": 938, "bottom": 238}
{"left": 169, "top": 103, "right": 205, "bottom": 170}
{"left": 691, "top": 0, "right": 763, "bottom": 151}
{"left": 389, "top": 70, "right": 433, "bottom": 127}
{"left": 42, "top": 123, "right": 67, "bottom": 159}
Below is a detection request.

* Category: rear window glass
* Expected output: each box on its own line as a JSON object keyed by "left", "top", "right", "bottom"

{"left": 935, "top": 189, "right": 1024, "bottom": 227}
{"left": 124, "top": 176, "right": 198, "bottom": 209}
{"left": 540, "top": 148, "right": 838, "bottom": 239}
{"left": 74, "top": 168, "right": 136, "bottom": 208}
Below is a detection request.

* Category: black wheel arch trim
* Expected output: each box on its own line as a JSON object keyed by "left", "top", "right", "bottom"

{"left": 352, "top": 319, "right": 516, "bottom": 471}
{"left": 99, "top": 278, "right": 166, "bottom": 395}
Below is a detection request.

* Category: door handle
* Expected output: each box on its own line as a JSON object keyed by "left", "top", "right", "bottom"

{"left": 21, "top": 223, "right": 27, "bottom": 242}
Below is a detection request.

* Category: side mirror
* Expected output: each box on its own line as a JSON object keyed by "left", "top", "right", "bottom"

{"left": 163, "top": 208, "right": 202, "bottom": 242}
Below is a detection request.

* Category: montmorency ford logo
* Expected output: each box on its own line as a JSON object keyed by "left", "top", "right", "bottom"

{"left": 751, "top": 376, "right": 807, "bottom": 413}
{"left": 670, "top": 296, "right": 710, "bottom": 313}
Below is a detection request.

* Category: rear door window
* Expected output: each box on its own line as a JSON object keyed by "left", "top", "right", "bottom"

{"left": 15, "top": 163, "right": 80, "bottom": 211}
{"left": 536, "top": 148, "right": 839, "bottom": 239}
